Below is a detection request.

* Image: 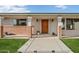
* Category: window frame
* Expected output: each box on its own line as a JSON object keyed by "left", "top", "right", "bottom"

{"left": 16, "top": 19, "right": 27, "bottom": 26}
{"left": 66, "top": 18, "right": 75, "bottom": 30}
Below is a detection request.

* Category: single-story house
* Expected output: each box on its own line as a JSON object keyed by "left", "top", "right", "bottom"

{"left": 0, "top": 13, "right": 79, "bottom": 38}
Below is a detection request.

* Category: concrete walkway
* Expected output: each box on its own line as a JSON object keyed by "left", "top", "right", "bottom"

{"left": 18, "top": 37, "right": 73, "bottom": 53}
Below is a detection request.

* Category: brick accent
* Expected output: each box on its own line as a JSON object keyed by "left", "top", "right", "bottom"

{"left": 3, "top": 26, "right": 32, "bottom": 37}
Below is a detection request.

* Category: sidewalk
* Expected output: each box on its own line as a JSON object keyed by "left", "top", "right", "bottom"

{"left": 18, "top": 37, "right": 73, "bottom": 53}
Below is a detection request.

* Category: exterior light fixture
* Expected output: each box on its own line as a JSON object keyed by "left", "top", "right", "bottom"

{"left": 51, "top": 19, "right": 54, "bottom": 22}
{"left": 36, "top": 19, "right": 38, "bottom": 22}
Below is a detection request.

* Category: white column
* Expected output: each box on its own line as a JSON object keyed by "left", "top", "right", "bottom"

{"left": 57, "top": 16, "right": 63, "bottom": 38}
{"left": 27, "top": 16, "right": 32, "bottom": 26}
{"left": 27, "top": 16, "right": 32, "bottom": 37}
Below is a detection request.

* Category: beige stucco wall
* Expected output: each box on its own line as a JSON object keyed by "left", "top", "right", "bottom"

{"left": 62, "top": 30, "right": 79, "bottom": 36}
{"left": 49, "top": 18, "right": 57, "bottom": 35}
{"left": 32, "top": 18, "right": 41, "bottom": 34}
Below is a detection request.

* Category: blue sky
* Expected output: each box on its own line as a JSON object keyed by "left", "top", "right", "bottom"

{"left": 0, "top": 5, "right": 79, "bottom": 13}
{"left": 27, "top": 5, "right": 79, "bottom": 13}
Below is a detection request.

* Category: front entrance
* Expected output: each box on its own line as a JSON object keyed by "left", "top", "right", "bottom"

{"left": 41, "top": 19, "right": 48, "bottom": 33}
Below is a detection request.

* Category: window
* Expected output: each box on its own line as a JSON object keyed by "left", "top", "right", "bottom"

{"left": 66, "top": 18, "right": 74, "bottom": 30}
{"left": 16, "top": 19, "right": 27, "bottom": 26}
{"left": 61, "top": 18, "right": 79, "bottom": 30}
{"left": 62, "top": 18, "right": 65, "bottom": 30}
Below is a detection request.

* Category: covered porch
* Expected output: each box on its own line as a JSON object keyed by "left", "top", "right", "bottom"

{"left": 0, "top": 15, "right": 61, "bottom": 38}
{"left": 31, "top": 15, "right": 58, "bottom": 36}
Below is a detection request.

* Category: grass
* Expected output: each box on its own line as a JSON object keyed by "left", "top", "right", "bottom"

{"left": 0, "top": 38, "right": 28, "bottom": 53}
{"left": 61, "top": 38, "right": 79, "bottom": 53}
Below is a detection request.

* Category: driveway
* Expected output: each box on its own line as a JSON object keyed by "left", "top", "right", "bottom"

{"left": 18, "top": 37, "right": 72, "bottom": 53}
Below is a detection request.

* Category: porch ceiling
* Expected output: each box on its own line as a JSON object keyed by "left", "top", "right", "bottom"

{"left": 3, "top": 15, "right": 57, "bottom": 19}
{"left": 3, "top": 15, "right": 29, "bottom": 19}
{"left": 2, "top": 14, "right": 79, "bottom": 19}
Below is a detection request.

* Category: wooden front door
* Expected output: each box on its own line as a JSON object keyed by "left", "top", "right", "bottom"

{"left": 41, "top": 20, "right": 48, "bottom": 33}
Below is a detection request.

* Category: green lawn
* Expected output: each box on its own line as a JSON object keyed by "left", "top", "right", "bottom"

{"left": 62, "top": 38, "right": 79, "bottom": 53}
{"left": 0, "top": 39, "right": 28, "bottom": 53}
